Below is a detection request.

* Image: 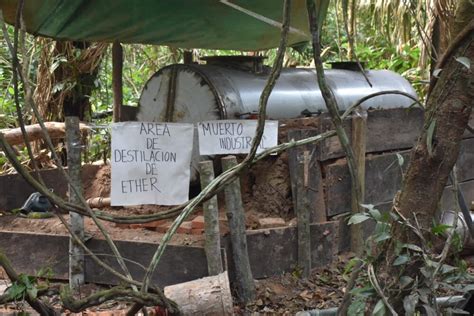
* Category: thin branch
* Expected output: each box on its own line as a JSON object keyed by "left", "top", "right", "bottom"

{"left": 368, "top": 264, "right": 398, "bottom": 316}
{"left": 341, "top": 90, "right": 423, "bottom": 120}
{"left": 307, "top": 0, "right": 364, "bottom": 254}
{"left": 337, "top": 259, "right": 363, "bottom": 316}
{"left": 5, "top": 0, "right": 44, "bottom": 186}
{"left": 0, "top": 250, "right": 57, "bottom": 315}
{"left": 60, "top": 286, "right": 180, "bottom": 314}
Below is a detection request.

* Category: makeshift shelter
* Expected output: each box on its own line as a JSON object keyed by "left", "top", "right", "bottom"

{"left": 0, "top": 0, "right": 329, "bottom": 50}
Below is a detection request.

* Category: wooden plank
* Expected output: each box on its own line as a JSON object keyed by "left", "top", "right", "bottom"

{"left": 0, "top": 222, "right": 341, "bottom": 287}
{"left": 120, "top": 105, "right": 138, "bottom": 121}
{"left": 287, "top": 129, "right": 326, "bottom": 222}
{"left": 0, "top": 169, "right": 66, "bottom": 211}
{"left": 0, "top": 165, "right": 100, "bottom": 211}
{"left": 237, "top": 221, "right": 339, "bottom": 278}
{"left": 0, "top": 232, "right": 219, "bottom": 288}
{"left": 325, "top": 151, "right": 410, "bottom": 217}
{"left": 338, "top": 180, "right": 474, "bottom": 252}
{"left": 325, "top": 137, "right": 474, "bottom": 217}
{"left": 318, "top": 108, "right": 424, "bottom": 161}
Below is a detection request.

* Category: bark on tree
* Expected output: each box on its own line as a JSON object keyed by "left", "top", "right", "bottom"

{"left": 379, "top": 1, "right": 474, "bottom": 313}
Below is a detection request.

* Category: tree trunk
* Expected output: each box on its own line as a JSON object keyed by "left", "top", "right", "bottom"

{"left": 380, "top": 2, "right": 474, "bottom": 312}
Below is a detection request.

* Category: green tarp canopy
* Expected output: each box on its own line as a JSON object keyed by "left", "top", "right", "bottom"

{"left": 0, "top": 0, "right": 328, "bottom": 50}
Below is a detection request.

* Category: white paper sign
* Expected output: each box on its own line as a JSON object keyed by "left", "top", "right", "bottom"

{"left": 197, "top": 120, "right": 278, "bottom": 155}
{"left": 111, "top": 122, "right": 194, "bottom": 206}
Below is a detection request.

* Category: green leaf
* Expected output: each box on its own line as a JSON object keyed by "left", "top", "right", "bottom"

{"left": 360, "top": 203, "right": 375, "bottom": 211}
{"left": 343, "top": 258, "right": 361, "bottom": 276}
{"left": 431, "top": 223, "right": 451, "bottom": 236}
{"left": 393, "top": 254, "right": 410, "bottom": 266}
{"left": 396, "top": 153, "right": 404, "bottom": 167}
{"left": 440, "top": 264, "right": 457, "bottom": 274}
{"left": 402, "top": 243, "right": 423, "bottom": 252}
{"left": 368, "top": 208, "right": 382, "bottom": 221}
{"left": 372, "top": 299, "right": 386, "bottom": 316}
{"left": 373, "top": 231, "right": 391, "bottom": 243}
{"left": 455, "top": 57, "right": 470, "bottom": 70}
{"left": 400, "top": 276, "right": 414, "bottom": 288}
{"left": 348, "top": 213, "right": 370, "bottom": 225}
{"left": 348, "top": 298, "right": 366, "bottom": 316}
{"left": 426, "top": 119, "right": 436, "bottom": 155}
{"left": 421, "top": 304, "right": 437, "bottom": 316}
{"left": 6, "top": 283, "right": 26, "bottom": 300}
{"left": 27, "top": 286, "right": 38, "bottom": 299}
{"left": 403, "top": 292, "right": 419, "bottom": 316}
{"left": 350, "top": 286, "right": 375, "bottom": 297}
{"left": 445, "top": 308, "right": 469, "bottom": 315}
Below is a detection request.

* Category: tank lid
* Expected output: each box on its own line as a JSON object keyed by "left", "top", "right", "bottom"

{"left": 200, "top": 55, "right": 266, "bottom": 73}
{"left": 329, "top": 61, "right": 366, "bottom": 71}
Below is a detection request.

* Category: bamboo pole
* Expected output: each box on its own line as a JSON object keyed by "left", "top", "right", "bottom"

{"left": 66, "top": 116, "right": 84, "bottom": 290}
{"left": 199, "top": 160, "right": 223, "bottom": 275}
{"left": 221, "top": 156, "right": 255, "bottom": 304}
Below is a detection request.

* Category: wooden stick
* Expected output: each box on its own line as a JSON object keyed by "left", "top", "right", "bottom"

{"left": 297, "top": 150, "right": 312, "bottom": 278}
{"left": 112, "top": 41, "right": 123, "bottom": 123}
{"left": 221, "top": 156, "right": 255, "bottom": 304}
{"left": 86, "top": 197, "right": 111, "bottom": 208}
{"left": 350, "top": 109, "right": 367, "bottom": 255}
{"left": 199, "top": 160, "right": 223, "bottom": 276}
{"left": 66, "top": 116, "right": 85, "bottom": 290}
{"left": 0, "top": 122, "right": 89, "bottom": 146}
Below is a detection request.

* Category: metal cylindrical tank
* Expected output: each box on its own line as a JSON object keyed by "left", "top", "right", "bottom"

{"left": 137, "top": 57, "right": 418, "bottom": 181}
{"left": 137, "top": 58, "right": 418, "bottom": 124}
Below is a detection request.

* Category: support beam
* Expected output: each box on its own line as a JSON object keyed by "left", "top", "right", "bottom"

{"left": 221, "top": 156, "right": 255, "bottom": 304}
{"left": 66, "top": 116, "right": 84, "bottom": 289}
{"left": 350, "top": 110, "right": 367, "bottom": 255}
{"left": 199, "top": 160, "right": 223, "bottom": 275}
{"left": 112, "top": 41, "right": 123, "bottom": 123}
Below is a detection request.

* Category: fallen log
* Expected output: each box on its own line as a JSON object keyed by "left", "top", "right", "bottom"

{"left": 164, "top": 272, "right": 233, "bottom": 315}
{"left": 0, "top": 122, "right": 90, "bottom": 146}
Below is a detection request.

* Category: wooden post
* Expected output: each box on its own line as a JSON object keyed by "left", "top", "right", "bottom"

{"left": 183, "top": 50, "right": 194, "bottom": 64}
{"left": 297, "top": 150, "right": 312, "bottom": 278}
{"left": 350, "top": 109, "right": 367, "bottom": 255}
{"left": 288, "top": 129, "right": 326, "bottom": 223}
{"left": 221, "top": 156, "right": 255, "bottom": 303}
{"left": 199, "top": 160, "right": 223, "bottom": 275}
{"left": 65, "top": 116, "right": 84, "bottom": 289}
{"left": 112, "top": 41, "right": 123, "bottom": 123}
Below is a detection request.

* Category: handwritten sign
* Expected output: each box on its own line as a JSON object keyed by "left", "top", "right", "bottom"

{"left": 197, "top": 120, "right": 278, "bottom": 155}
{"left": 111, "top": 122, "right": 194, "bottom": 206}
